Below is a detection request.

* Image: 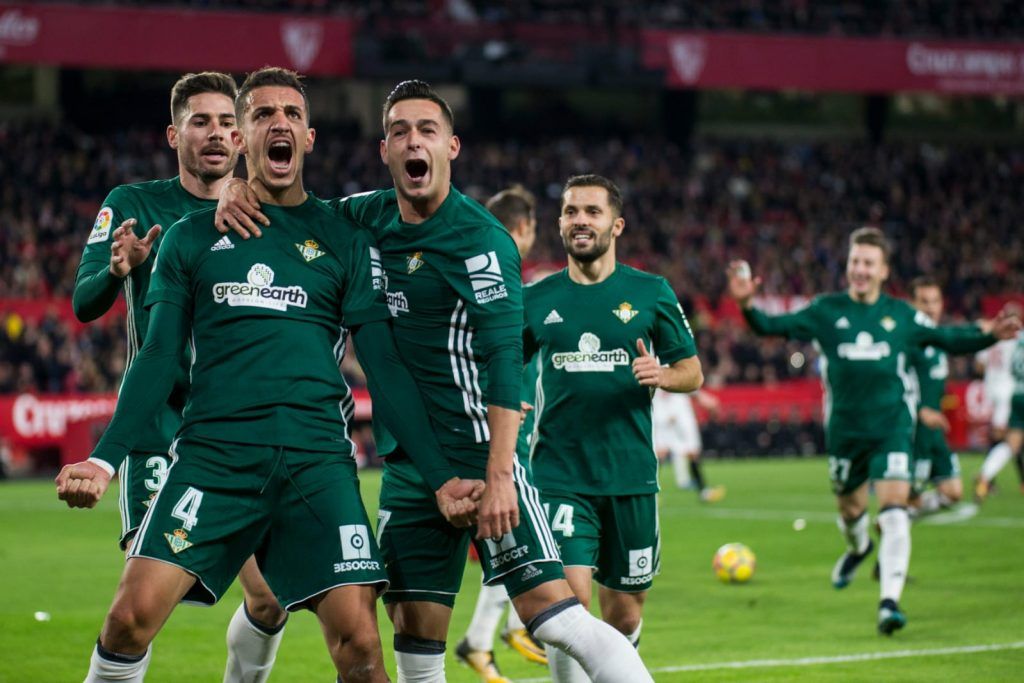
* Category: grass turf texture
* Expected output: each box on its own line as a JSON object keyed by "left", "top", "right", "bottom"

{"left": 1, "top": 455, "right": 1021, "bottom": 682}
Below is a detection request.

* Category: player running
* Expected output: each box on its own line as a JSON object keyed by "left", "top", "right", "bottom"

{"left": 906, "top": 277, "right": 964, "bottom": 515}
{"left": 71, "top": 71, "right": 291, "bottom": 683}
{"left": 726, "top": 227, "right": 1020, "bottom": 635}
{"left": 652, "top": 388, "right": 725, "bottom": 501}
{"left": 976, "top": 329, "right": 1024, "bottom": 501}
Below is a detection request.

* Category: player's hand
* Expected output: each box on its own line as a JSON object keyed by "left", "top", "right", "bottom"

{"left": 979, "top": 308, "right": 1023, "bottom": 340}
{"left": 476, "top": 470, "right": 519, "bottom": 541}
{"left": 55, "top": 461, "right": 111, "bottom": 508}
{"left": 725, "top": 260, "right": 761, "bottom": 308}
{"left": 918, "top": 406, "right": 951, "bottom": 433}
{"left": 519, "top": 401, "right": 534, "bottom": 426}
{"left": 109, "top": 220, "right": 161, "bottom": 278}
{"left": 436, "top": 477, "right": 485, "bottom": 528}
{"left": 214, "top": 178, "right": 268, "bottom": 239}
{"left": 633, "top": 339, "right": 665, "bottom": 388}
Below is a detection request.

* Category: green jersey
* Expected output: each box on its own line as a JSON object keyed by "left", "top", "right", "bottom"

{"left": 330, "top": 187, "right": 524, "bottom": 469}
{"left": 75, "top": 177, "right": 213, "bottom": 453}
{"left": 744, "top": 292, "right": 996, "bottom": 439}
{"left": 910, "top": 344, "right": 948, "bottom": 412}
{"left": 144, "top": 196, "right": 389, "bottom": 454}
{"left": 517, "top": 356, "right": 540, "bottom": 460}
{"left": 523, "top": 266, "right": 697, "bottom": 496}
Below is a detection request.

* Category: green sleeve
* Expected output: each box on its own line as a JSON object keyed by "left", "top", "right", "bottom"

{"left": 339, "top": 227, "right": 391, "bottom": 327}
{"left": 474, "top": 323, "right": 523, "bottom": 411}
{"left": 73, "top": 191, "right": 129, "bottom": 321}
{"left": 914, "top": 318, "right": 996, "bottom": 355}
{"left": 743, "top": 299, "right": 819, "bottom": 342}
{"left": 88, "top": 301, "right": 189, "bottom": 473}
{"left": 328, "top": 191, "right": 386, "bottom": 239}
{"left": 652, "top": 279, "right": 697, "bottom": 364}
{"left": 352, "top": 320, "right": 457, "bottom": 491}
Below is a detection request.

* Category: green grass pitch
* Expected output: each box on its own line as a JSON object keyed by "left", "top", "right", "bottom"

{"left": 1, "top": 455, "right": 1022, "bottom": 681}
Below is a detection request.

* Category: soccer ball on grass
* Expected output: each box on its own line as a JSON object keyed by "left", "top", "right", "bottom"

{"left": 712, "top": 542, "right": 756, "bottom": 583}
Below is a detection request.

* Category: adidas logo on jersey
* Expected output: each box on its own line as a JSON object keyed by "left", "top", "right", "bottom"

{"left": 210, "top": 235, "right": 234, "bottom": 251}
{"left": 544, "top": 309, "right": 564, "bottom": 325}
{"left": 835, "top": 316, "right": 850, "bottom": 329}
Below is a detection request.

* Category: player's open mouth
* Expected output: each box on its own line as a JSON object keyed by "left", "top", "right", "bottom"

{"left": 571, "top": 228, "right": 595, "bottom": 245}
{"left": 268, "top": 140, "right": 293, "bottom": 175}
{"left": 405, "top": 158, "right": 429, "bottom": 183}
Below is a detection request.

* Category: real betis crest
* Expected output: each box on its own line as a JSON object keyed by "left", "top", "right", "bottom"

{"left": 407, "top": 251, "right": 425, "bottom": 274}
{"left": 880, "top": 316, "right": 897, "bottom": 332}
{"left": 295, "top": 239, "right": 325, "bottom": 263}
{"left": 164, "top": 529, "right": 193, "bottom": 554}
{"left": 613, "top": 302, "right": 639, "bottom": 324}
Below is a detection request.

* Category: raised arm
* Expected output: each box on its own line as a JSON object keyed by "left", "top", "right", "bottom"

{"left": 726, "top": 260, "right": 818, "bottom": 340}
{"left": 912, "top": 307, "right": 1020, "bottom": 355}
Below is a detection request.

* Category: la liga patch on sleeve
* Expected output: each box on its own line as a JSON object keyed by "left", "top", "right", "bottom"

{"left": 87, "top": 207, "right": 114, "bottom": 244}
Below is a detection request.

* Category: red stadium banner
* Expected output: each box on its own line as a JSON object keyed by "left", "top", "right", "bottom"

{"left": 642, "top": 31, "right": 1024, "bottom": 95}
{"left": 0, "top": 3, "right": 354, "bottom": 76}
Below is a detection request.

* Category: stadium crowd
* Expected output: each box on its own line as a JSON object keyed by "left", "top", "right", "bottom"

{"left": 44, "top": 0, "right": 1024, "bottom": 39}
{"left": 2, "top": 121, "right": 1022, "bottom": 394}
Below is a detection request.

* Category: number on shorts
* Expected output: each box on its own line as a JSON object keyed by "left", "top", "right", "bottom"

{"left": 144, "top": 456, "right": 168, "bottom": 492}
{"left": 549, "top": 503, "right": 575, "bottom": 538}
{"left": 828, "top": 456, "right": 851, "bottom": 487}
{"left": 884, "top": 452, "right": 910, "bottom": 478}
{"left": 171, "top": 487, "right": 203, "bottom": 531}
{"left": 375, "top": 509, "right": 392, "bottom": 545}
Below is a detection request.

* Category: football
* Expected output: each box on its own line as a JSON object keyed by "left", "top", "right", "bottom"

{"left": 713, "top": 542, "right": 757, "bottom": 583}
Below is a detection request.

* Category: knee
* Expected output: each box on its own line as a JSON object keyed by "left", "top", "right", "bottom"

{"left": 609, "top": 614, "right": 641, "bottom": 636}
{"left": 103, "top": 602, "right": 155, "bottom": 653}
{"left": 246, "top": 594, "right": 287, "bottom": 629}
{"left": 330, "top": 629, "right": 383, "bottom": 672}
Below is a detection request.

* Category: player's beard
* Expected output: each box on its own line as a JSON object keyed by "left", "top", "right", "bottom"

{"left": 562, "top": 229, "right": 612, "bottom": 264}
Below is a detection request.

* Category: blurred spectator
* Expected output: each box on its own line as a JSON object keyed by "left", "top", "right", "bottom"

{"left": 2, "top": 121, "right": 1021, "bottom": 392}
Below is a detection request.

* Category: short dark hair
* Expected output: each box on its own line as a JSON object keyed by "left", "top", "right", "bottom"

{"left": 486, "top": 185, "right": 535, "bottom": 233}
{"left": 382, "top": 80, "right": 454, "bottom": 132}
{"left": 562, "top": 174, "right": 624, "bottom": 217}
{"left": 170, "top": 72, "right": 237, "bottom": 125}
{"left": 236, "top": 66, "right": 308, "bottom": 121}
{"left": 909, "top": 275, "right": 941, "bottom": 297}
{"left": 849, "top": 226, "right": 892, "bottom": 263}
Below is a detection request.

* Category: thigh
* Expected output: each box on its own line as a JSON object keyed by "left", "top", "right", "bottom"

{"left": 826, "top": 432, "right": 869, "bottom": 496}
{"left": 594, "top": 494, "right": 660, "bottom": 593}
{"left": 540, "top": 490, "right": 600, "bottom": 571}
{"left": 477, "top": 459, "right": 563, "bottom": 599}
{"left": 868, "top": 434, "right": 914, "bottom": 485}
{"left": 262, "top": 451, "right": 388, "bottom": 612}
{"left": 1008, "top": 396, "right": 1024, "bottom": 431}
{"left": 130, "top": 439, "right": 272, "bottom": 606}
{"left": 117, "top": 451, "right": 172, "bottom": 550}
{"left": 377, "top": 457, "right": 470, "bottom": 608}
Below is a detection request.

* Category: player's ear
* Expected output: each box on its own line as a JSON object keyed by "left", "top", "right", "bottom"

{"left": 449, "top": 134, "right": 461, "bottom": 161}
{"left": 166, "top": 124, "right": 178, "bottom": 150}
{"left": 612, "top": 215, "right": 626, "bottom": 237}
{"left": 231, "top": 128, "right": 246, "bottom": 155}
{"left": 379, "top": 138, "right": 388, "bottom": 164}
{"left": 305, "top": 127, "right": 316, "bottom": 153}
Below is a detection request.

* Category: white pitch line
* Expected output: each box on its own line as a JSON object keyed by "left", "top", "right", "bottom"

{"left": 662, "top": 505, "right": 1024, "bottom": 528}
{"left": 514, "top": 641, "right": 1024, "bottom": 681}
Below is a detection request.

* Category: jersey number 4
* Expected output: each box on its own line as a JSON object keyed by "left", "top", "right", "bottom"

{"left": 171, "top": 487, "right": 204, "bottom": 531}
{"left": 543, "top": 503, "right": 575, "bottom": 537}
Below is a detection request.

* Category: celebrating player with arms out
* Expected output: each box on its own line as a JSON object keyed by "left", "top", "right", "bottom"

{"left": 727, "top": 227, "right": 1020, "bottom": 635}
{"left": 523, "top": 175, "right": 703, "bottom": 682}
{"left": 71, "top": 71, "right": 291, "bottom": 683}
{"left": 57, "top": 67, "right": 479, "bottom": 683}
{"left": 217, "top": 81, "right": 655, "bottom": 682}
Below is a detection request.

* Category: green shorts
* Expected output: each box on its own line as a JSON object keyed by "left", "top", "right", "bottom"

{"left": 1010, "top": 395, "right": 1024, "bottom": 431}
{"left": 377, "top": 454, "right": 563, "bottom": 608}
{"left": 130, "top": 436, "right": 387, "bottom": 610}
{"left": 827, "top": 431, "right": 914, "bottom": 496}
{"left": 539, "top": 490, "right": 660, "bottom": 593}
{"left": 117, "top": 450, "right": 172, "bottom": 550}
{"left": 912, "top": 425, "right": 960, "bottom": 491}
